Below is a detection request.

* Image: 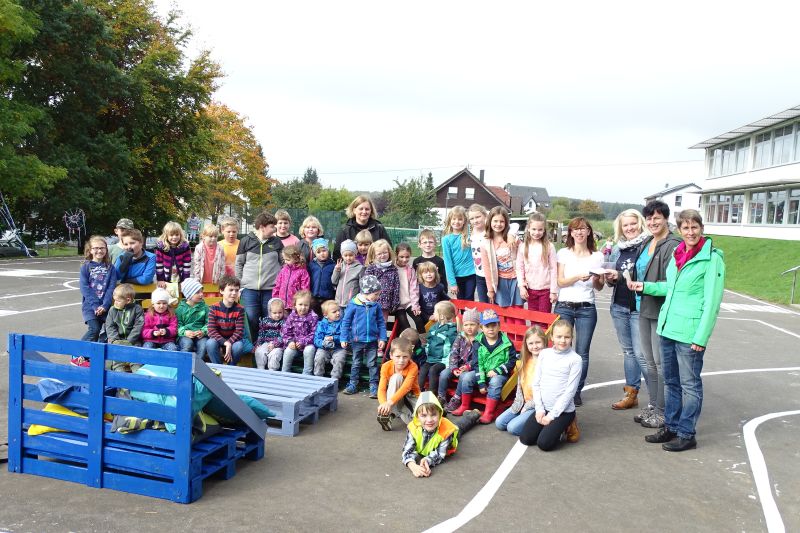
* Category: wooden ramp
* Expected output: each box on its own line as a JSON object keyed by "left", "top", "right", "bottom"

{"left": 208, "top": 365, "right": 338, "bottom": 437}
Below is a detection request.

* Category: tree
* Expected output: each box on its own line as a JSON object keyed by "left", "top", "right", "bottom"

{"left": 188, "top": 103, "right": 271, "bottom": 224}
{"left": 269, "top": 178, "right": 320, "bottom": 210}
{"left": 0, "top": 0, "right": 67, "bottom": 210}
{"left": 307, "top": 187, "right": 353, "bottom": 213}
{"left": 302, "top": 166, "right": 319, "bottom": 186}
{"left": 381, "top": 175, "right": 438, "bottom": 228}
{"left": 577, "top": 199, "right": 604, "bottom": 220}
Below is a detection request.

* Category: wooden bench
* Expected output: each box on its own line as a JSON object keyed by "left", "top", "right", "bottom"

{"left": 7, "top": 334, "right": 266, "bottom": 503}
{"left": 208, "top": 365, "right": 338, "bottom": 437}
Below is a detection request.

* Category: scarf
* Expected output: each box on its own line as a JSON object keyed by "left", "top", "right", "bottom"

{"left": 616, "top": 231, "right": 650, "bottom": 251}
{"left": 673, "top": 237, "right": 706, "bottom": 271}
{"left": 377, "top": 261, "right": 394, "bottom": 269}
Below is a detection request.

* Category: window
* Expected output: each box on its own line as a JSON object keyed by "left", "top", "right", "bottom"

{"left": 766, "top": 190, "right": 787, "bottom": 224}
{"left": 721, "top": 144, "right": 736, "bottom": 175}
{"left": 705, "top": 195, "right": 716, "bottom": 222}
{"left": 708, "top": 148, "right": 722, "bottom": 177}
{"left": 731, "top": 194, "right": 744, "bottom": 223}
{"left": 735, "top": 139, "right": 750, "bottom": 172}
{"left": 716, "top": 194, "right": 730, "bottom": 223}
{"left": 788, "top": 189, "right": 800, "bottom": 225}
{"left": 795, "top": 127, "right": 800, "bottom": 161}
{"left": 447, "top": 186, "right": 457, "bottom": 199}
{"left": 771, "top": 126, "right": 794, "bottom": 165}
{"left": 750, "top": 192, "right": 765, "bottom": 223}
{"left": 754, "top": 132, "right": 772, "bottom": 169}
{"left": 675, "top": 195, "right": 682, "bottom": 207}
{"left": 465, "top": 187, "right": 475, "bottom": 200}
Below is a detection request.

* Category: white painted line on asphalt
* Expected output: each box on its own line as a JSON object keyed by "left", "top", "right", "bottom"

{"left": 744, "top": 410, "right": 800, "bottom": 533}
{"left": 724, "top": 289, "right": 800, "bottom": 317}
{"left": 0, "top": 279, "right": 80, "bottom": 300}
{"left": 0, "top": 302, "right": 81, "bottom": 316}
{"left": 722, "top": 303, "right": 791, "bottom": 314}
{"left": 719, "top": 317, "right": 800, "bottom": 340}
{"left": 425, "top": 365, "right": 800, "bottom": 533}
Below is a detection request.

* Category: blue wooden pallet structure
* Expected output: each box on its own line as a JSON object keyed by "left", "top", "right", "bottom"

{"left": 208, "top": 365, "right": 337, "bottom": 437}
{"left": 7, "top": 334, "right": 267, "bottom": 503}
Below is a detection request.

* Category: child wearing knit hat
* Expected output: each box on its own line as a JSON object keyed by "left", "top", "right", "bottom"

{"left": 340, "top": 274, "right": 387, "bottom": 397}
{"left": 176, "top": 278, "right": 209, "bottom": 357}
{"left": 332, "top": 239, "right": 364, "bottom": 311}
{"left": 308, "top": 238, "right": 336, "bottom": 317}
{"left": 443, "top": 308, "right": 482, "bottom": 412}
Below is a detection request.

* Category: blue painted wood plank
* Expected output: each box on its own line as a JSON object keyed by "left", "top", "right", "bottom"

{"left": 8, "top": 334, "right": 24, "bottom": 473}
{"left": 87, "top": 341, "right": 106, "bottom": 488}
{"left": 23, "top": 408, "right": 88, "bottom": 434}
{"left": 104, "top": 397, "right": 176, "bottom": 425}
{"left": 102, "top": 471, "right": 181, "bottom": 503}
{"left": 104, "top": 372, "right": 178, "bottom": 395}
{"left": 23, "top": 359, "right": 89, "bottom": 384}
{"left": 172, "top": 355, "right": 193, "bottom": 503}
{"left": 22, "top": 433, "right": 88, "bottom": 462}
{"left": 103, "top": 423, "right": 176, "bottom": 450}
{"left": 22, "top": 456, "right": 89, "bottom": 485}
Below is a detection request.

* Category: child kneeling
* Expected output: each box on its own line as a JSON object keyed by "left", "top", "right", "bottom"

{"left": 518, "top": 319, "right": 581, "bottom": 451}
{"left": 377, "top": 337, "right": 420, "bottom": 430}
{"left": 402, "top": 391, "right": 480, "bottom": 478}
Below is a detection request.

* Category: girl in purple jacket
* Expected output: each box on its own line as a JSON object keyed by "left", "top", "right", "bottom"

{"left": 280, "top": 290, "right": 319, "bottom": 374}
{"left": 364, "top": 239, "right": 400, "bottom": 322}
{"left": 155, "top": 221, "right": 192, "bottom": 288}
{"left": 80, "top": 235, "right": 118, "bottom": 344}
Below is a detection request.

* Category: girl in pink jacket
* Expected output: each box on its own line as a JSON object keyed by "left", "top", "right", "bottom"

{"left": 516, "top": 213, "right": 558, "bottom": 314}
{"left": 273, "top": 245, "right": 311, "bottom": 311}
{"left": 394, "top": 243, "right": 425, "bottom": 334}
{"left": 142, "top": 288, "right": 179, "bottom": 351}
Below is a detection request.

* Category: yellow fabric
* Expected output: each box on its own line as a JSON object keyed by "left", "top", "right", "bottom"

{"left": 28, "top": 403, "right": 86, "bottom": 436}
{"left": 521, "top": 357, "right": 537, "bottom": 402}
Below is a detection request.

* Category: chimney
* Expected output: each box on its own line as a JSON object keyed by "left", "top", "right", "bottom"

{"left": 479, "top": 169, "right": 485, "bottom": 183}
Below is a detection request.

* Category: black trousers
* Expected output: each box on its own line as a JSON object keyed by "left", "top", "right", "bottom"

{"left": 519, "top": 410, "right": 575, "bottom": 451}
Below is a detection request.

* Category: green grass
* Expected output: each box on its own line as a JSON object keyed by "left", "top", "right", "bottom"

{"left": 708, "top": 235, "right": 800, "bottom": 305}
{"left": 33, "top": 244, "right": 82, "bottom": 257}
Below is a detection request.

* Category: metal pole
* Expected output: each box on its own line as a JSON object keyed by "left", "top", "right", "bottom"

{"left": 792, "top": 270, "right": 797, "bottom": 305}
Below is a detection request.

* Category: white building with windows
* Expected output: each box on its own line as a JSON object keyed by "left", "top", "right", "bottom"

{"left": 692, "top": 104, "right": 800, "bottom": 240}
{"left": 643, "top": 183, "right": 702, "bottom": 225}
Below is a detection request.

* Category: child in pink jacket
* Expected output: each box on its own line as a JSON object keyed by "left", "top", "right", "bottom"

{"left": 516, "top": 213, "right": 558, "bottom": 314}
{"left": 142, "top": 288, "right": 179, "bottom": 351}
{"left": 273, "top": 245, "right": 310, "bottom": 310}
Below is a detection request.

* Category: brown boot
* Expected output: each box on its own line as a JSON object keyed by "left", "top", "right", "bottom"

{"left": 565, "top": 417, "right": 580, "bottom": 443}
{"left": 611, "top": 386, "right": 639, "bottom": 410}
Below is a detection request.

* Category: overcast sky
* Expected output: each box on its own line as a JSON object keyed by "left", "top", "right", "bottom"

{"left": 155, "top": 1, "right": 800, "bottom": 203}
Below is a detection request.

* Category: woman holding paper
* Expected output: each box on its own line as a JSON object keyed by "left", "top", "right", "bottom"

{"left": 604, "top": 210, "right": 650, "bottom": 412}
{"left": 628, "top": 209, "right": 725, "bottom": 451}
{"left": 554, "top": 217, "right": 604, "bottom": 406}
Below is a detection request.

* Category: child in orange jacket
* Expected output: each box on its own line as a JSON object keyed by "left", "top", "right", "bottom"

{"left": 376, "top": 337, "right": 421, "bottom": 430}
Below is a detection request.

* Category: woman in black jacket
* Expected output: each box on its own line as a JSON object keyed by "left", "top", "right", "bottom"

{"left": 333, "top": 195, "right": 392, "bottom": 260}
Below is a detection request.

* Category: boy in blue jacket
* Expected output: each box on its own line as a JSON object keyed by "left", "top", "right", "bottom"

{"left": 114, "top": 229, "right": 156, "bottom": 285}
{"left": 313, "top": 300, "right": 346, "bottom": 381}
{"left": 341, "top": 275, "right": 387, "bottom": 397}
{"left": 308, "top": 238, "right": 336, "bottom": 316}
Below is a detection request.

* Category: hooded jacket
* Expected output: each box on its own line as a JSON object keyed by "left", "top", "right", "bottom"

{"left": 235, "top": 233, "right": 284, "bottom": 291}
{"left": 281, "top": 309, "right": 319, "bottom": 349}
{"left": 106, "top": 303, "right": 144, "bottom": 344}
{"left": 155, "top": 241, "right": 192, "bottom": 282}
{"left": 309, "top": 257, "right": 336, "bottom": 300}
{"left": 643, "top": 238, "right": 725, "bottom": 347}
{"left": 332, "top": 260, "right": 364, "bottom": 308}
{"left": 340, "top": 294, "right": 387, "bottom": 344}
{"left": 191, "top": 240, "right": 226, "bottom": 284}
{"left": 364, "top": 262, "right": 400, "bottom": 313}
{"left": 402, "top": 392, "right": 459, "bottom": 467}
{"left": 472, "top": 332, "right": 518, "bottom": 386}
{"left": 314, "top": 317, "right": 343, "bottom": 348}
{"left": 80, "top": 261, "right": 118, "bottom": 322}
{"left": 273, "top": 262, "right": 311, "bottom": 308}
{"left": 115, "top": 250, "right": 156, "bottom": 285}
{"left": 424, "top": 322, "right": 458, "bottom": 366}
{"left": 176, "top": 299, "right": 208, "bottom": 337}
{"left": 142, "top": 309, "right": 178, "bottom": 344}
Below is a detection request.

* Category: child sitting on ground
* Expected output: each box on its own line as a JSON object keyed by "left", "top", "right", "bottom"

{"left": 341, "top": 275, "right": 387, "bottom": 397}
{"left": 273, "top": 245, "right": 310, "bottom": 311}
{"left": 495, "top": 326, "right": 546, "bottom": 436}
{"left": 442, "top": 308, "right": 481, "bottom": 411}
{"left": 398, "top": 328, "right": 425, "bottom": 367}
{"left": 450, "top": 309, "right": 518, "bottom": 424}
{"left": 418, "top": 301, "right": 458, "bottom": 404}
{"left": 280, "top": 290, "right": 319, "bottom": 374}
{"left": 141, "top": 288, "right": 178, "bottom": 351}
{"left": 255, "top": 298, "right": 286, "bottom": 370}
{"left": 176, "top": 278, "right": 208, "bottom": 357}
{"left": 332, "top": 239, "right": 364, "bottom": 311}
{"left": 313, "top": 300, "right": 346, "bottom": 381}
{"left": 105, "top": 283, "right": 145, "bottom": 372}
{"left": 376, "top": 337, "right": 420, "bottom": 430}
{"left": 206, "top": 275, "right": 246, "bottom": 365}
{"left": 518, "top": 319, "right": 581, "bottom": 450}
{"left": 355, "top": 229, "right": 372, "bottom": 265}
{"left": 308, "top": 238, "right": 336, "bottom": 316}
{"left": 402, "top": 392, "right": 480, "bottom": 478}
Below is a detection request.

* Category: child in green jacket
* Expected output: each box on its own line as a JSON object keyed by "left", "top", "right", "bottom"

{"left": 177, "top": 278, "right": 208, "bottom": 358}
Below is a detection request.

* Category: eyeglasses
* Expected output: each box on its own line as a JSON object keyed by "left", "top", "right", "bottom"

{"left": 90, "top": 247, "right": 107, "bottom": 251}
{"left": 571, "top": 228, "right": 589, "bottom": 233}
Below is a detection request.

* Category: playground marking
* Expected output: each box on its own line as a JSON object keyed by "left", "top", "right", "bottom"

{"left": 719, "top": 317, "right": 800, "bottom": 340}
{"left": 0, "top": 302, "right": 81, "bottom": 316}
{"left": 0, "top": 269, "right": 60, "bottom": 276}
{"left": 424, "top": 365, "right": 800, "bottom": 533}
{"left": 744, "top": 410, "right": 800, "bottom": 533}
{"left": 724, "top": 289, "right": 800, "bottom": 317}
{"left": 721, "top": 303, "right": 791, "bottom": 314}
{"left": 0, "top": 280, "right": 79, "bottom": 300}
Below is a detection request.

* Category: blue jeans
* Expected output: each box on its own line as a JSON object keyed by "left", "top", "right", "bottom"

{"left": 179, "top": 336, "right": 208, "bottom": 358}
{"left": 553, "top": 302, "right": 598, "bottom": 392}
{"left": 349, "top": 341, "right": 379, "bottom": 387}
{"left": 82, "top": 318, "right": 104, "bottom": 342}
{"left": 453, "top": 370, "right": 476, "bottom": 397}
{"left": 456, "top": 275, "right": 477, "bottom": 300}
{"left": 495, "top": 407, "right": 536, "bottom": 436}
{"left": 609, "top": 303, "right": 646, "bottom": 391}
{"left": 476, "top": 276, "right": 489, "bottom": 303}
{"left": 661, "top": 337, "right": 705, "bottom": 439}
{"left": 438, "top": 367, "right": 455, "bottom": 398}
{"left": 240, "top": 288, "right": 272, "bottom": 340}
{"left": 462, "top": 372, "right": 507, "bottom": 400}
{"left": 206, "top": 338, "right": 245, "bottom": 365}
{"left": 142, "top": 341, "right": 179, "bottom": 351}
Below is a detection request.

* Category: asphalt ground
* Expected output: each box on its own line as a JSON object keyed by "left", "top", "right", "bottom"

{"left": 0, "top": 257, "right": 798, "bottom": 533}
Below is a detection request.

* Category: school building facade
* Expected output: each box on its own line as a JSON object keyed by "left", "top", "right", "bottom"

{"left": 692, "top": 104, "right": 800, "bottom": 240}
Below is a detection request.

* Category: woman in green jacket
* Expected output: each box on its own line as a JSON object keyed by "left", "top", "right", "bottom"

{"left": 629, "top": 209, "right": 725, "bottom": 452}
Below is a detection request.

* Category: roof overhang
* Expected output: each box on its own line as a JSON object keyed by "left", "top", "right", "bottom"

{"left": 690, "top": 105, "right": 800, "bottom": 150}
{"left": 698, "top": 179, "right": 800, "bottom": 195}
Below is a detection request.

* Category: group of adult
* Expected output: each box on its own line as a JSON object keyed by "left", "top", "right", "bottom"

{"left": 601, "top": 202, "right": 725, "bottom": 451}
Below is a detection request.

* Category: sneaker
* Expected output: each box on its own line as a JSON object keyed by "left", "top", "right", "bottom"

{"left": 662, "top": 436, "right": 697, "bottom": 452}
{"left": 70, "top": 356, "right": 90, "bottom": 368}
{"left": 377, "top": 413, "right": 394, "bottom": 431}
{"left": 640, "top": 411, "right": 665, "bottom": 429}
{"left": 445, "top": 395, "right": 461, "bottom": 413}
{"left": 633, "top": 405, "right": 654, "bottom": 424}
{"left": 573, "top": 391, "right": 582, "bottom": 406}
{"left": 368, "top": 385, "right": 378, "bottom": 399}
{"left": 645, "top": 427, "right": 676, "bottom": 444}
{"left": 343, "top": 383, "right": 357, "bottom": 395}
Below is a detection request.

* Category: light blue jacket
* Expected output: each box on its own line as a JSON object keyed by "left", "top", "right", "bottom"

{"left": 441, "top": 233, "right": 475, "bottom": 286}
